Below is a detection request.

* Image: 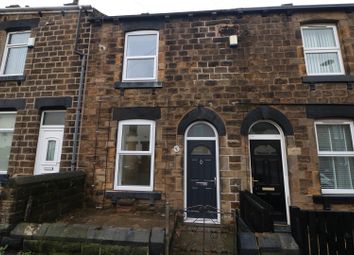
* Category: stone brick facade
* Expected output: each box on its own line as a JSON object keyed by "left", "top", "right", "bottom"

{"left": 0, "top": 5, "right": 97, "bottom": 177}
{"left": 79, "top": 4, "right": 354, "bottom": 220}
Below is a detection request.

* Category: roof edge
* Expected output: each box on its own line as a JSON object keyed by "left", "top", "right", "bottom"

{"left": 0, "top": 5, "right": 95, "bottom": 14}
{"left": 91, "top": 4, "right": 354, "bottom": 22}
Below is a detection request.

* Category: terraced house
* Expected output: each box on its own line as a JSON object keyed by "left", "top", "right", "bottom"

{"left": 0, "top": 4, "right": 101, "bottom": 224}
{"left": 80, "top": 3, "right": 354, "bottom": 227}
{"left": 0, "top": 1, "right": 354, "bottom": 241}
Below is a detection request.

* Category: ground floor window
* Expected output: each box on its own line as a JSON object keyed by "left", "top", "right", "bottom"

{"left": 315, "top": 120, "right": 354, "bottom": 194}
{"left": 115, "top": 119, "right": 155, "bottom": 191}
{"left": 0, "top": 112, "right": 16, "bottom": 174}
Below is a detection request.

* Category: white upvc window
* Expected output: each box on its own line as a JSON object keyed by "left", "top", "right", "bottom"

{"left": 0, "top": 112, "right": 16, "bottom": 174}
{"left": 301, "top": 25, "right": 344, "bottom": 75}
{"left": 0, "top": 31, "right": 31, "bottom": 76}
{"left": 122, "top": 30, "right": 159, "bottom": 81}
{"left": 115, "top": 119, "right": 155, "bottom": 191}
{"left": 315, "top": 120, "right": 354, "bottom": 194}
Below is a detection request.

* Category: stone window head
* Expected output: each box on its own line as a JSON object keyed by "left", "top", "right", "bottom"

{"left": 122, "top": 30, "right": 159, "bottom": 82}
{"left": 301, "top": 24, "right": 344, "bottom": 76}
{"left": 0, "top": 31, "right": 31, "bottom": 76}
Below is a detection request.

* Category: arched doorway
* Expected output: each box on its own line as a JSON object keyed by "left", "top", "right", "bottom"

{"left": 184, "top": 121, "right": 220, "bottom": 223}
{"left": 248, "top": 121, "right": 291, "bottom": 224}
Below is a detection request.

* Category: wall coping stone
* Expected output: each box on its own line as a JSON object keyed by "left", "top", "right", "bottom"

{"left": 8, "top": 171, "right": 86, "bottom": 187}
{"left": 10, "top": 222, "right": 164, "bottom": 247}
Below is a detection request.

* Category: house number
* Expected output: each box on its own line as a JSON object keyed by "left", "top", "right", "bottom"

{"left": 199, "top": 159, "right": 204, "bottom": 165}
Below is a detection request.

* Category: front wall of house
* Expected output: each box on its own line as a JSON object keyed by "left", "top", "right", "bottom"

{"left": 80, "top": 10, "right": 354, "bottom": 213}
{"left": 0, "top": 10, "right": 92, "bottom": 176}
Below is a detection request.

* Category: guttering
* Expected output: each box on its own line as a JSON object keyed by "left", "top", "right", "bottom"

{"left": 90, "top": 3, "right": 354, "bottom": 22}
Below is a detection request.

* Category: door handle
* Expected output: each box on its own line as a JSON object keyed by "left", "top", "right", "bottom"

{"left": 252, "top": 179, "right": 259, "bottom": 183}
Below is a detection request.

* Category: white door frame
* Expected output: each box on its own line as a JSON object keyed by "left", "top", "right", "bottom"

{"left": 184, "top": 121, "right": 221, "bottom": 224}
{"left": 34, "top": 111, "right": 65, "bottom": 175}
{"left": 248, "top": 120, "right": 291, "bottom": 225}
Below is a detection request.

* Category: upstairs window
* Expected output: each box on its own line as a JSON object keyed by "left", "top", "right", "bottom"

{"left": 0, "top": 31, "right": 31, "bottom": 76}
{"left": 301, "top": 25, "right": 344, "bottom": 75}
{"left": 122, "top": 31, "right": 159, "bottom": 81}
{"left": 315, "top": 120, "right": 354, "bottom": 194}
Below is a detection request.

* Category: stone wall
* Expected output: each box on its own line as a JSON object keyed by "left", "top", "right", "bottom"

{"left": 0, "top": 171, "right": 85, "bottom": 225}
{"left": 9, "top": 223, "right": 164, "bottom": 255}
{"left": 79, "top": 8, "right": 354, "bottom": 215}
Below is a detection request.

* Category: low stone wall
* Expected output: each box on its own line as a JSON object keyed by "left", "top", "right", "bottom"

{"left": 0, "top": 171, "right": 86, "bottom": 225}
{"left": 10, "top": 223, "right": 164, "bottom": 255}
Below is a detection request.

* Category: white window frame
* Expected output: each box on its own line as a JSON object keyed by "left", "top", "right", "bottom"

{"left": 315, "top": 120, "right": 354, "bottom": 194}
{"left": 0, "top": 112, "right": 16, "bottom": 174}
{"left": 301, "top": 24, "right": 345, "bottom": 76}
{"left": 122, "top": 30, "right": 159, "bottom": 82}
{"left": 0, "top": 31, "right": 30, "bottom": 76}
{"left": 114, "top": 119, "right": 155, "bottom": 191}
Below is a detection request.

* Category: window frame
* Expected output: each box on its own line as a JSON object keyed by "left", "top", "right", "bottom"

{"left": 0, "top": 30, "right": 30, "bottom": 76}
{"left": 314, "top": 119, "right": 354, "bottom": 194}
{"left": 0, "top": 111, "right": 16, "bottom": 174}
{"left": 122, "top": 30, "right": 159, "bottom": 82}
{"left": 114, "top": 119, "right": 156, "bottom": 191}
{"left": 301, "top": 24, "right": 345, "bottom": 76}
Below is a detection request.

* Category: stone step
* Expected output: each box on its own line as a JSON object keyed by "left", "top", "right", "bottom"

{"left": 274, "top": 224, "right": 291, "bottom": 233}
{"left": 238, "top": 231, "right": 299, "bottom": 255}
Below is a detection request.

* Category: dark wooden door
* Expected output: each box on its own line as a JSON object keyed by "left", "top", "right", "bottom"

{"left": 187, "top": 140, "right": 217, "bottom": 219}
{"left": 250, "top": 140, "right": 286, "bottom": 222}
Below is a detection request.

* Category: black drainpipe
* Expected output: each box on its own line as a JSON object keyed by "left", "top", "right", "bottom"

{"left": 71, "top": 6, "right": 87, "bottom": 171}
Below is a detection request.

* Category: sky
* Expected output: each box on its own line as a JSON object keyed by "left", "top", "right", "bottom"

{"left": 1, "top": 0, "right": 354, "bottom": 16}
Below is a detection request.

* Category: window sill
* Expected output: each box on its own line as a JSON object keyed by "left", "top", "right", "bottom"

{"left": 106, "top": 190, "right": 161, "bottom": 203}
{"left": 313, "top": 194, "right": 354, "bottom": 210}
{"left": 0, "top": 75, "right": 26, "bottom": 82}
{"left": 114, "top": 81, "right": 163, "bottom": 89}
{"left": 0, "top": 174, "right": 9, "bottom": 186}
{"left": 302, "top": 75, "right": 354, "bottom": 84}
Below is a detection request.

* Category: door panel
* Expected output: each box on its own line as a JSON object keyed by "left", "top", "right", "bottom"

{"left": 250, "top": 140, "right": 286, "bottom": 222}
{"left": 187, "top": 140, "right": 217, "bottom": 219}
{"left": 34, "top": 128, "right": 64, "bottom": 175}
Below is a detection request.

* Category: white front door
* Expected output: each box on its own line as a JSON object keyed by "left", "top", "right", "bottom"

{"left": 34, "top": 129, "right": 64, "bottom": 175}
{"left": 34, "top": 111, "right": 65, "bottom": 175}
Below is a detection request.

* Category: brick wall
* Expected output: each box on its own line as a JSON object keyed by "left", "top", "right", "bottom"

{"left": 80, "top": 9, "right": 354, "bottom": 214}
{"left": 0, "top": 7, "right": 94, "bottom": 176}
{"left": 0, "top": 171, "right": 85, "bottom": 224}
